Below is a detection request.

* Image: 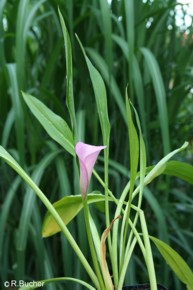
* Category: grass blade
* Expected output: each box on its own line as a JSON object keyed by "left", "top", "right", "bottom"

{"left": 86, "top": 48, "right": 126, "bottom": 123}
{"left": 140, "top": 47, "right": 170, "bottom": 154}
{"left": 163, "top": 161, "right": 193, "bottom": 185}
{"left": 76, "top": 36, "right": 110, "bottom": 146}
{"left": 16, "top": 0, "right": 46, "bottom": 88}
{"left": 15, "top": 150, "right": 62, "bottom": 278}
{"left": 7, "top": 64, "right": 25, "bottom": 165}
{"left": 151, "top": 236, "right": 193, "bottom": 289}
{"left": 98, "top": 0, "right": 113, "bottom": 80}
{"left": 58, "top": 9, "right": 77, "bottom": 139}
{"left": 143, "top": 142, "right": 188, "bottom": 186}
{"left": 22, "top": 92, "right": 75, "bottom": 156}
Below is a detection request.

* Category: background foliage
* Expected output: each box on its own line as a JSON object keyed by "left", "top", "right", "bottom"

{"left": 0, "top": 0, "right": 193, "bottom": 289}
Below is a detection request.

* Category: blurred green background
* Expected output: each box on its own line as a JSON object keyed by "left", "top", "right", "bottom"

{"left": 0, "top": 0, "right": 193, "bottom": 289}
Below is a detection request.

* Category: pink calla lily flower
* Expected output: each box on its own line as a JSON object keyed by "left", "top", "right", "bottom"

{"left": 75, "top": 142, "right": 106, "bottom": 197}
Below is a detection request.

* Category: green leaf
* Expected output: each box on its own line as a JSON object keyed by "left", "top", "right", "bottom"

{"left": 112, "top": 34, "right": 147, "bottom": 140}
{"left": 42, "top": 193, "right": 107, "bottom": 237}
{"left": 131, "top": 103, "right": 146, "bottom": 188}
{"left": 144, "top": 142, "right": 189, "bottom": 185}
{"left": 126, "top": 97, "right": 139, "bottom": 195}
{"left": 124, "top": 0, "right": 134, "bottom": 53}
{"left": 58, "top": 9, "right": 77, "bottom": 138}
{"left": 22, "top": 92, "right": 75, "bottom": 156}
{"left": 86, "top": 48, "right": 126, "bottom": 124}
{"left": 7, "top": 64, "right": 25, "bottom": 165}
{"left": 76, "top": 36, "right": 110, "bottom": 146}
{"left": 98, "top": 0, "right": 113, "bottom": 77}
{"left": 151, "top": 236, "right": 193, "bottom": 289}
{"left": 16, "top": 0, "right": 46, "bottom": 89}
{"left": 17, "top": 150, "right": 61, "bottom": 252}
{"left": 145, "top": 159, "right": 193, "bottom": 185}
{"left": 140, "top": 47, "right": 170, "bottom": 155}
{"left": 164, "top": 161, "right": 193, "bottom": 185}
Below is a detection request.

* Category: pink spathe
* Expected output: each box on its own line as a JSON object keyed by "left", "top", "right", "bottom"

{"left": 75, "top": 142, "right": 106, "bottom": 197}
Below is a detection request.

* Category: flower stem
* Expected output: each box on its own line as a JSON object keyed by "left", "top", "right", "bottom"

{"left": 140, "top": 210, "right": 157, "bottom": 290}
{"left": 82, "top": 197, "right": 105, "bottom": 290}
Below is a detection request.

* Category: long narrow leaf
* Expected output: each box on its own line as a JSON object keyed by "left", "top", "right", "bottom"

{"left": 16, "top": 0, "right": 46, "bottom": 88}
{"left": 17, "top": 150, "right": 62, "bottom": 252}
{"left": 124, "top": 0, "right": 135, "bottom": 101}
{"left": 146, "top": 160, "right": 193, "bottom": 185}
{"left": 22, "top": 92, "right": 75, "bottom": 156}
{"left": 126, "top": 97, "right": 139, "bottom": 196}
{"left": 164, "top": 160, "right": 193, "bottom": 185}
{"left": 112, "top": 35, "right": 147, "bottom": 140}
{"left": 7, "top": 64, "right": 25, "bottom": 165}
{"left": 144, "top": 142, "right": 188, "bottom": 186}
{"left": 86, "top": 48, "right": 126, "bottom": 123}
{"left": 0, "top": 0, "right": 6, "bottom": 65}
{"left": 151, "top": 236, "right": 193, "bottom": 290}
{"left": 0, "top": 177, "right": 21, "bottom": 261}
{"left": 140, "top": 47, "right": 170, "bottom": 154}
{"left": 58, "top": 9, "right": 77, "bottom": 138}
{"left": 98, "top": 0, "right": 113, "bottom": 79}
{"left": 76, "top": 36, "right": 110, "bottom": 146}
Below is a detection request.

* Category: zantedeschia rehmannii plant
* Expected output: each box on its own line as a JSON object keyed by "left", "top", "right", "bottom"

{"left": 75, "top": 142, "right": 106, "bottom": 197}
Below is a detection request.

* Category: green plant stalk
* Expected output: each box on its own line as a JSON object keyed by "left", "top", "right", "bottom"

{"left": 120, "top": 97, "right": 140, "bottom": 268}
{"left": 117, "top": 237, "right": 137, "bottom": 290}
{"left": 122, "top": 196, "right": 142, "bottom": 272}
{"left": 82, "top": 197, "right": 105, "bottom": 290}
{"left": 94, "top": 169, "right": 156, "bottom": 288}
{"left": 93, "top": 169, "right": 156, "bottom": 287}
{"left": 93, "top": 169, "right": 113, "bottom": 198}
{"left": 102, "top": 144, "right": 115, "bottom": 287}
{"left": 119, "top": 169, "right": 136, "bottom": 269}
{"left": 132, "top": 102, "right": 147, "bottom": 209}
{"left": 140, "top": 210, "right": 157, "bottom": 290}
{"left": 118, "top": 207, "right": 147, "bottom": 288}
{"left": 119, "top": 205, "right": 157, "bottom": 289}
{"left": 104, "top": 147, "right": 111, "bottom": 242}
{"left": 119, "top": 191, "right": 132, "bottom": 269}
{"left": 88, "top": 214, "right": 102, "bottom": 262}
{"left": 119, "top": 205, "right": 146, "bottom": 278}
{"left": 0, "top": 147, "right": 100, "bottom": 290}
{"left": 93, "top": 169, "right": 131, "bottom": 276}
{"left": 127, "top": 185, "right": 144, "bottom": 266}
{"left": 128, "top": 210, "right": 146, "bottom": 257}
{"left": 124, "top": 103, "right": 147, "bottom": 272}
{"left": 94, "top": 170, "right": 131, "bottom": 286}
{"left": 104, "top": 148, "right": 110, "bottom": 226}
{"left": 112, "top": 180, "right": 131, "bottom": 286}
{"left": 118, "top": 167, "right": 146, "bottom": 274}
{"left": 119, "top": 208, "right": 153, "bottom": 288}
{"left": 116, "top": 209, "right": 149, "bottom": 289}
{"left": 119, "top": 178, "right": 147, "bottom": 273}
